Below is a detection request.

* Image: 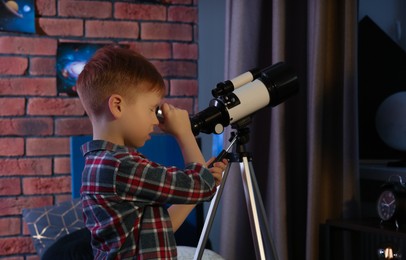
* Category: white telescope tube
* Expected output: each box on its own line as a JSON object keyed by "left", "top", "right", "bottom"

{"left": 228, "top": 80, "right": 270, "bottom": 124}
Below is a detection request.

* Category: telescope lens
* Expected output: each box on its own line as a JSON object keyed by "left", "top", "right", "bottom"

{"left": 259, "top": 62, "right": 299, "bottom": 107}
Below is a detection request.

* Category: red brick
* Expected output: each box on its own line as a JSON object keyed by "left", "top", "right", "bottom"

{"left": 85, "top": 20, "right": 139, "bottom": 39}
{"left": 123, "top": 41, "right": 171, "bottom": 59}
{"left": 26, "top": 137, "right": 70, "bottom": 156}
{"left": 2, "top": 255, "right": 25, "bottom": 260}
{"left": 114, "top": 3, "right": 166, "bottom": 20}
{"left": 37, "top": 18, "right": 83, "bottom": 37}
{"left": 23, "top": 176, "right": 71, "bottom": 195}
{"left": 170, "top": 79, "right": 198, "bottom": 96}
{"left": 152, "top": 60, "right": 197, "bottom": 77}
{"left": 168, "top": 6, "right": 197, "bottom": 23}
{"left": 27, "top": 98, "right": 84, "bottom": 116}
{"left": 168, "top": 0, "right": 193, "bottom": 4}
{"left": 194, "top": 24, "right": 198, "bottom": 41}
{"left": 54, "top": 157, "right": 70, "bottom": 174}
{"left": 0, "top": 237, "right": 35, "bottom": 255}
{"left": 22, "top": 221, "right": 29, "bottom": 236}
{"left": 0, "top": 98, "right": 25, "bottom": 116}
{"left": 0, "top": 37, "right": 57, "bottom": 55}
{"left": 0, "top": 196, "right": 53, "bottom": 216}
{"left": 0, "top": 178, "right": 21, "bottom": 196}
{"left": 55, "top": 117, "right": 92, "bottom": 136}
{"left": 0, "top": 218, "right": 21, "bottom": 236}
{"left": 173, "top": 43, "right": 198, "bottom": 59}
{"left": 59, "top": 0, "right": 112, "bottom": 18}
{"left": 141, "top": 23, "right": 192, "bottom": 41}
{"left": 0, "top": 57, "right": 28, "bottom": 75}
{"left": 0, "top": 118, "right": 53, "bottom": 136}
{"left": 29, "top": 57, "right": 56, "bottom": 76}
{"left": 0, "top": 78, "right": 56, "bottom": 96}
{"left": 0, "top": 158, "right": 52, "bottom": 176}
{"left": 163, "top": 97, "right": 194, "bottom": 114}
{"left": 35, "top": 0, "right": 56, "bottom": 16}
{"left": 0, "top": 138, "right": 24, "bottom": 156}
{"left": 55, "top": 194, "right": 72, "bottom": 203}
{"left": 163, "top": 80, "right": 169, "bottom": 95}
{"left": 194, "top": 99, "right": 200, "bottom": 114}
{"left": 58, "top": 38, "right": 114, "bottom": 45}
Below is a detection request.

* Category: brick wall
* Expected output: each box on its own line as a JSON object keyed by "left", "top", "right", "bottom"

{"left": 0, "top": 0, "right": 199, "bottom": 258}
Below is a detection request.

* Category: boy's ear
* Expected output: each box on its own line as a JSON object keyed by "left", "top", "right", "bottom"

{"left": 108, "top": 94, "right": 123, "bottom": 119}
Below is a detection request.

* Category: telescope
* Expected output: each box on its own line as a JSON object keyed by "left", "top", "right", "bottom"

{"left": 157, "top": 62, "right": 299, "bottom": 136}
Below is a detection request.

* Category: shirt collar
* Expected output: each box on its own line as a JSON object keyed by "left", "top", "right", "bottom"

{"left": 81, "top": 140, "right": 138, "bottom": 156}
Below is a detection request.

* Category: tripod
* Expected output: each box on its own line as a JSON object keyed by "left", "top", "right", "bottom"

{"left": 193, "top": 125, "right": 279, "bottom": 260}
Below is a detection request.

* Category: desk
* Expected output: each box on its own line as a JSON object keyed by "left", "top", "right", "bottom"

{"left": 321, "top": 219, "right": 406, "bottom": 259}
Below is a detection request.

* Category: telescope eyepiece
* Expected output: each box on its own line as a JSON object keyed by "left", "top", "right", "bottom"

{"left": 212, "top": 81, "right": 234, "bottom": 98}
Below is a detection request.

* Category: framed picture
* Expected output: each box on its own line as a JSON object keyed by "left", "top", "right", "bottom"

{"left": 0, "top": 0, "right": 35, "bottom": 33}
{"left": 56, "top": 43, "right": 106, "bottom": 96}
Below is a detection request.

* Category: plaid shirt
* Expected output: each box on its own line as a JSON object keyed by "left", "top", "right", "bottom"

{"left": 80, "top": 140, "right": 216, "bottom": 259}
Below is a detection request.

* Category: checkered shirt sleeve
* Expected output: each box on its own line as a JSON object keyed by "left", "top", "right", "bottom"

{"left": 80, "top": 140, "right": 216, "bottom": 259}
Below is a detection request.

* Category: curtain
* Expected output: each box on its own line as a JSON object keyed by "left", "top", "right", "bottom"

{"left": 218, "top": 0, "right": 359, "bottom": 259}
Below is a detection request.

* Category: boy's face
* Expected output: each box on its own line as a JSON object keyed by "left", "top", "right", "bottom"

{"left": 121, "top": 89, "right": 161, "bottom": 148}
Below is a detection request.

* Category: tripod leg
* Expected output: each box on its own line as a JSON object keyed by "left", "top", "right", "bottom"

{"left": 194, "top": 164, "right": 232, "bottom": 260}
{"left": 247, "top": 160, "right": 279, "bottom": 260}
{"left": 240, "top": 156, "right": 267, "bottom": 260}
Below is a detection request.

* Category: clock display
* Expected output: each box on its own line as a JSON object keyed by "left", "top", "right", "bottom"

{"left": 377, "top": 190, "right": 397, "bottom": 221}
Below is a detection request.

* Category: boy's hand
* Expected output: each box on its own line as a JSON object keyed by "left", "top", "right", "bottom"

{"left": 158, "top": 103, "right": 192, "bottom": 137}
{"left": 206, "top": 157, "right": 228, "bottom": 186}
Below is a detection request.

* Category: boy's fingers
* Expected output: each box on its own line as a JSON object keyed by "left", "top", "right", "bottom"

{"left": 205, "top": 157, "right": 215, "bottom": 167}
{"left": 213, "top": 162, "right": 227, "bottom": 171}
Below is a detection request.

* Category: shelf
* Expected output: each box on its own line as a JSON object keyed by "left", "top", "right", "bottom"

{"left": 322, "top": 219, "right": 406, "bottom": 260}
{"left": 360, "top": 163, "right": 406, "bottom": 181}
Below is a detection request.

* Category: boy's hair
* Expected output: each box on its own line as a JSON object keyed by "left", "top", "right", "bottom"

{"left": 76, "top": 45, "right": 165, "bottom": 117}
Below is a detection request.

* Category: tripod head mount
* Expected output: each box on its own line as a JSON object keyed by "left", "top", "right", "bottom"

{"left": 230, "top": 116, "right": 252, "bottom": 145}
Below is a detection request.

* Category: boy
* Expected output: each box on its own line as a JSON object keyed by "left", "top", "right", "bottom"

{"left": 76, "top": 45, "right": 227, "bottom": 259}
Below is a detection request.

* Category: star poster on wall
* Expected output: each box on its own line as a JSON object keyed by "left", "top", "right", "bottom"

{"left": 0, "top": 0, "right": 35, "bottom": 33}
{"left": 56, "top": 43, "right": 106, "bottom": 96}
